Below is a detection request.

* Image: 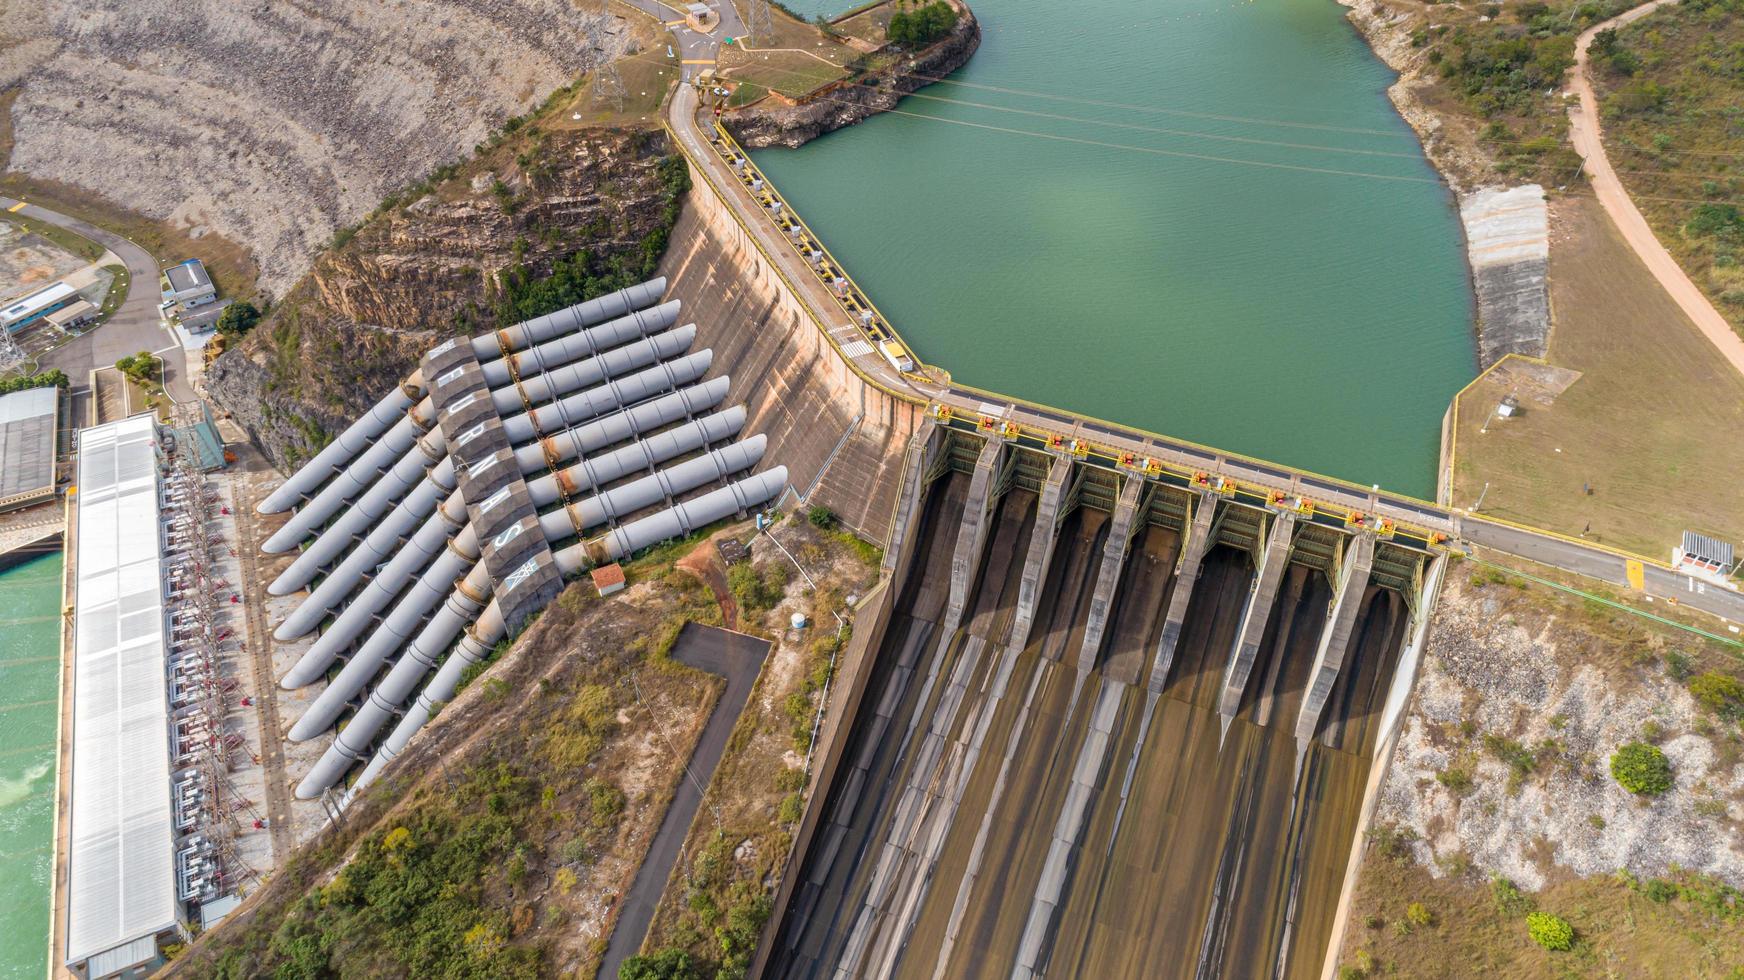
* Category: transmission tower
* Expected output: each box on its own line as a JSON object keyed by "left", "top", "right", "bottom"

{"left": 592, "top": 59, "right": 627, "bottom": 113}
{"left": 0, "top": 327, "right": 23, "bottom": 374}
{"left": 745, "top": 0, "right": 775, "bottom": 46}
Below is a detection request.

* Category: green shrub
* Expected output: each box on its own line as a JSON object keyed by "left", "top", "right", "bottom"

{"left": 1610, "top": 741, "right": 1673, "bottom": 796}
{"left": 1405, "top": 901, "right": 1433, "bottom": 928}
{"left": 1492, "top": 874, "right": 1533, "bottom": 916}
{"left": 1689, "top": 671, "right": 1744, "bottom": 720}
{"left": 729, "top": 561, "right": 787, "bottom": 614}
{"left": 619, "top": 947, "right": 703, "bottom": 980}
{"left": 1435, "top": 766, "right": 1475, "bottom": 796}
{"left": 777, "top": 792, "right": 803, "bottom": 824}
{"left": 1526, "top": 911, "right": 1573, "bottom": 951}
{"left": 807, "top": 505, "right": 837, "bottom": 529}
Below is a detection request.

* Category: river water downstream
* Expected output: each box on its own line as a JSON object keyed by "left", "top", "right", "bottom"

{"left": 755, "top": 0, "right": 1475, "bottom": 498}
{"left": 0, "top": 552, "right": 61, "bottom": 980}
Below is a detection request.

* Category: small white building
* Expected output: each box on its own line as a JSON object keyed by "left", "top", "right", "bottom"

{"left": 45, "top": 299, "right": 100, "bottom": 332}
{"left": 1672, "top": 531, "right": 1738, "bottom": 587}
{"left": 161, "top": 260, "right": 216, "bottom": 309}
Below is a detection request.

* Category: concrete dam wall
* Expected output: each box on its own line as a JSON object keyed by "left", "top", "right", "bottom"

{"left": 766, "top": 427, "right": 1427, "bottom": 978}
{"left": 657, "top": 171, "right": 926, "bottom": 542}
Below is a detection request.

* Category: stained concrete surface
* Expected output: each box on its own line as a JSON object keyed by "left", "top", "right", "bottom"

{"left": 770, "top": 474, "right": 1413, "bottom": 979}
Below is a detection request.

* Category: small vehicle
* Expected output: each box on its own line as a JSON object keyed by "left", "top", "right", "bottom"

{"left": 879, "top": 339, "right": 915, "bottom": 374}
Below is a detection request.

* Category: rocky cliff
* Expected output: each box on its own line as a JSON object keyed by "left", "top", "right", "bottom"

{"left": 0, "top": 0, "right": 628, "bottom": 294}
{"left": 722, "top": 6, "right": 980, "bottom": 149}
{"left": 207, "top": 126, "right": 687, "bottom": 472}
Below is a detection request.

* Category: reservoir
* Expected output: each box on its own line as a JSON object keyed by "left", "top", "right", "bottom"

{"left": 752, "top": 0, "right": 1476, "bottom": 498}
{"left": 0, "top": 551, "right": 62, "bottom": 980}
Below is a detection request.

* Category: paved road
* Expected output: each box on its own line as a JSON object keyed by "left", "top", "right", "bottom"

{"left": 663, "top": 81, "right": 1744, "bottom": 627}
{"left": 1568, "top": 0, "right": 1744, "bottom": 376}
{"left": 617, "top": 0, "right": 746, "bottom": 82}
{"left": 597, "top": 623, "right": 771, "bottom": 980}
{"left": 0, "top": 195, "right": 194, "bottom": 402}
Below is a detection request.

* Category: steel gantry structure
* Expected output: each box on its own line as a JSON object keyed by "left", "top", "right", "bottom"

{"left": 256, "top": 279, "right": 787, "bottom": 804}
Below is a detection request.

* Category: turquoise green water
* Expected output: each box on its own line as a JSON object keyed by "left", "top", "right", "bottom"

{"left": 0, "top": 553, "right": 61, "bottom": 980}
{"left": 752, "top": 0, "right": 1476, "bottom": 496}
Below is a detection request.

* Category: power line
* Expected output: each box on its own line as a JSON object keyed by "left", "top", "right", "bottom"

{"left": 895, "top": 91, "right": 1428, "bottom": 160}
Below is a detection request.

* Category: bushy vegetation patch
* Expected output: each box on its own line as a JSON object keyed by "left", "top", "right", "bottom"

{"left": 1609, "top": 741, "right": 1673, "bottom": 796}
{"left": 1526, "top": 910, "right": 1574, "bottom": 950}
{"left": 0, "top": 369, "right": 68, "bottom": 393}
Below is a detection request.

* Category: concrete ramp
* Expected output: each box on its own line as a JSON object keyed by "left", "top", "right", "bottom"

{"left": 1147, "top": 491, "right": 1216, "bottom": 695}
{"left": 1293, "top": 533, "right": 1376, "bottom": 747}
{"left": 1217, "top": 511, "right": 1296, "bottom": 725}
{"left": 1076, "top": 475, "right": 1145, "bottom": 674}
{"left": 944, "top": 435, "right": 1007, "bottom": 633}
{"left": 1008, "top": 454, "right": 1073, "bottom": 655}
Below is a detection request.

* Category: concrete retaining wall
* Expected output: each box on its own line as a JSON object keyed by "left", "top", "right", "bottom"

{"left": 1460, "top": 185, "right": 1551, "bottom": 367}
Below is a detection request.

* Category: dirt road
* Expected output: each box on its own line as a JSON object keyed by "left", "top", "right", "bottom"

{"left": 1567, "top": 0, "right": 1744, "bottom": 376}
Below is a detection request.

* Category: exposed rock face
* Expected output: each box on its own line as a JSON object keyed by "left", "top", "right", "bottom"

{"left": 0, "top": 0, "right": 628, "bottom": 294}
{"left": 1341, "top": 0, "right": 1550, "bottom": 367}
{"left": 1375, "top": 576, "right": 1744, "bottom": 892}
{"left": 722, "top": 8, "right": 980, "bottom": 149}
{"left": 207, "top": 127, "right": 684, "bottom": 472}
{"left": 1338, "top": 0, "right": 1498, "bottom": 193}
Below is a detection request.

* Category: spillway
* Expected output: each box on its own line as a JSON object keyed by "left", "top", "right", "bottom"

{"left": 769, "top": 425, "right": 1428, "bottom": 979}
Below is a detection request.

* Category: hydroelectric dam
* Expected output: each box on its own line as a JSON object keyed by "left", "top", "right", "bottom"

{"left": 236, "top": 82, "right": 1744, "bottom": 980}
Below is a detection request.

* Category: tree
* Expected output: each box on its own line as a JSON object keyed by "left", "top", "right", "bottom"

{"left": 619, "top": 947, "right": 702, "bottom": 980}
{"left": 887, "top": 1, "right": 957, "bottom": 46}
{"left": 115, "top": 351, "right": 158, "bottom": 387}
{"left": 215, "top": 301, "right": 261, "bottom": 337}
{"left": 1610, "top": 741, "right": 1672, "bottom": 796}
{"left": 1525, "top": 911, "right": 1573, "bottom": 951}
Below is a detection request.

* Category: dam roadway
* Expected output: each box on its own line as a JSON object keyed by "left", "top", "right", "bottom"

{"left": 663, "top": 81, "right": 1744, "bottom": 627}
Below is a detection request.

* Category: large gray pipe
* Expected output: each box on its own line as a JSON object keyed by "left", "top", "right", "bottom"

{"left": 297, "top": 465, "right": 789, "bottom": 800}
{"left": 276, "top": 379, "right": 734, "bottom": 683}
{"left": 257, "top": 386, "right": 419, "bottom": 516}
{"left": 258, "top": 279, "right": 666, "bottom": 514}
{"left": 264, "top": 326, "right": 698, "bottom": 587}
{"left": 260, "top": 308, "right": 686, "bottom": 554}
{"left": 287, "top": 437, "right": 766, "bottom": 739}
{"left": 274, "top": 399, "right": 745, "bottom": 642}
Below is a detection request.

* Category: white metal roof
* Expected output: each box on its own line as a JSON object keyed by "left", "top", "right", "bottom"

{"left": 0, "top": 386, "right": 58, "bottom": 502}
{"left": 1, "top": 280, "right": 76, "bottom": 327}
{"left": 66, "top": 414, "right": 179, "bottom": 967}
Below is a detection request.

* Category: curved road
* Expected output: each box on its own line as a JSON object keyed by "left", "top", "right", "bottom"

{"left": 1568, "top": 0, "right": 1744, "bottom": 376}
{"left": 0, "top": 194, "right": 195, "bottom": 405}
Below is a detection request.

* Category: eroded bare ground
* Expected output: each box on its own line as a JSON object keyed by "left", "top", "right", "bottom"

{"left": 0, "top": 0, "right": 626, "bottom": 293}
{"left": 1340, "top": 565, "right": 1744, "bottom": 975}
{"left": 1376, "top": 571, "right": 1744, "bottom": 889}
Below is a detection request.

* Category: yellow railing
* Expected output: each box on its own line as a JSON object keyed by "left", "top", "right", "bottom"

{"left": 705, "top": 122, "right": 919, "bottom": 368}
{"left": 664, "top": 119, "right": 927, "bottom": 404}
{"left": 675, "top": 115, "right": 1687, "bottom": 574}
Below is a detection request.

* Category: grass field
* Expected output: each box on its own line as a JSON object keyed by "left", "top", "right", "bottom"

{"left": 1450, "top": 197, "right": 1744, "bottom": 560}
{"left": 1594, "top": 0, "right": 1744, "bottom": 342}
{"left": 1339, "top": 852, "right": 1744, "bottom": 979}
{"left": 0, "top": 212, "right": 104, "bottom": 264}
{"left": 717, "top": 5, "right": 857, "bottom": 99}
{"left": 554, "top": 14, "right": 680, "bottom": 130}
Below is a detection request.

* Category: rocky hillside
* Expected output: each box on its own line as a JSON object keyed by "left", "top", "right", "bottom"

{"left": 0, "top": 0, "right": 628, "bottom": 294}
{"left": 207, "top": 125, "right": 688, "bottom": 471}
{"left": 723, "top": 5, "right": 980, "bottom": 149}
